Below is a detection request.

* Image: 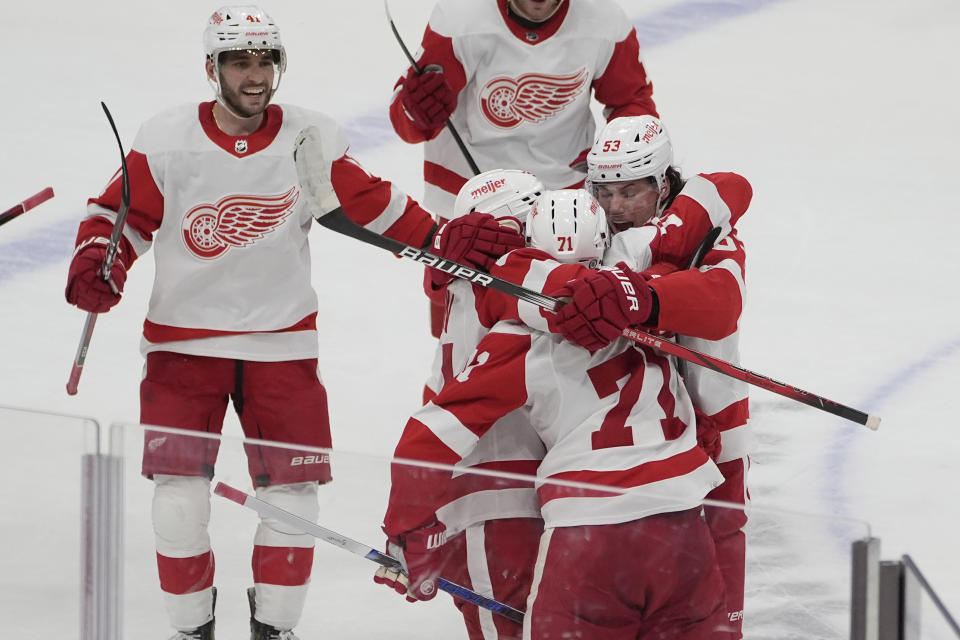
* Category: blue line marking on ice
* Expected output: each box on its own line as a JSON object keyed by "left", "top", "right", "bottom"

{"left": 633, "top": 0, "right": 790, "bottom": 47}
{"left": 824, "top": 336, "right": 960, "bottom": 546}
{"left": 0, "top": 219, "right": 76, "bottom": 283}
{"left": 0, "top": 0, "right": 788, "bottom": 284}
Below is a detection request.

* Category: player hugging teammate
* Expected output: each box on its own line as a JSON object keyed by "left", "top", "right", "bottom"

{"left": 361, "top": 115, "right": 753, "bottom": 638}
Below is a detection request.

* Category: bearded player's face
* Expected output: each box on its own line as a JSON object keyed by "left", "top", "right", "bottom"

{"left": 510, "top": 0, "right": 564, "bottom": 22}
{"left": 208, "top": 50, "right": 276, "bottom": 118}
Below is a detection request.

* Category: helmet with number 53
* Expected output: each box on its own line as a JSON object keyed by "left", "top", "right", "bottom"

{"left": 587, "top": 116, "right": 675, "bottom": 228}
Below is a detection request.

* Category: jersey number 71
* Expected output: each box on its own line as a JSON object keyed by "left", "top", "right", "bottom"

{"left": 586, "top": 347, "right": 685, "bottom": 450}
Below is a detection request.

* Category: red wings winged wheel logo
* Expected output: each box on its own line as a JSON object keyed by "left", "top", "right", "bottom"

{"left": 181, "top": 187, "right": 300, "bottom": 259}
{"left": 479, "top": 68, "right": 589, "bottom": 129}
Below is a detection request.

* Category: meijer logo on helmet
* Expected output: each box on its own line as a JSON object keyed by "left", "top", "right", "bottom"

{"left": 470, "top": 178, "right": 507, "bottom": 199}
{"left": 642, "top": 123, "right": 659, "bottom": 143}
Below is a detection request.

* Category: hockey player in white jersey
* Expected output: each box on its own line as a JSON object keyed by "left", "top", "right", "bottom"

{"left": 377, "top": 170, "right": 547, "bottom": 640}
{"left": 391, "top": 0, "right": 660, "bottom": 338}
{"left": 63, "top": 6, "right": 521, "bottom": 640}
{"left": 422, "top": 169, "right": 545, "bottom": 401}
{"left": 391, "top": 0, "right": 658, "bottom": 211}
{"left": 381, "top": 188, "right": 730, "bottom": 638}
{"left": 377, "top": 152, "right": 749, "bottom": 636}
{"left": 555, "top": 115, "right": 753, "bottom": 637}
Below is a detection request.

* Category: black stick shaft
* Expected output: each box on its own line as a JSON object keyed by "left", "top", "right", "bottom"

{"left": 99, "top": 102, "right": 131, "bottom": 293}
{"left": 316, "top": 209, "right": 880, "bottom": 429}
{"left": 66, "top": 102, "right": 131, "bottom": 396}
{"left": 383, "top": 0, "right": 481, "bottom": 176}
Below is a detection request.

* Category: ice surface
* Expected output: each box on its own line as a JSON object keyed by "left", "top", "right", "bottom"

{"left": 2, "top": 0, "right": 958, "bottom": 636}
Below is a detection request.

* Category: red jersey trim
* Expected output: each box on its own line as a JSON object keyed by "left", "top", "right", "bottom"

{"left": 143, "top": 312, "right": 318, "bottom": 343}
{"left": 497, "top": 0, "right": 570, "bottom": 44}
{"left": 87, "top": 149, "right": 165, "bottom": 249}
{"left": 536, "top": 446, "right": 709, "bottom": 505}
{"left": 425, "top": 161, "right": 469, "bottom": 196}
{"left": 381, "top": 197, "right": 438, "bottom": 248}
{"left": 198, "top": 101, "right": 284, "bottom": 158}
{"left": 704, "top": 397, "right": 750, "bottom": 433}
{"left": 568, "top": 147, "right": 590, "bottom": 171}
{"left": 592, "top": 27, "right": 659, "bottom": 119}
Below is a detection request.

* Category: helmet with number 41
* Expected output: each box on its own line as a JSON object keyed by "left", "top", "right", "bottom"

{"left": 203, "top": 6, "right": 287, "bottom": 98}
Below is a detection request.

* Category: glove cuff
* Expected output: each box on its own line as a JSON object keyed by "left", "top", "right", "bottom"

{"left": 73, "top": 236, "right": 110, "bottom": 258}
{"left": 608, "top": 265, "right": 653, "bottom": 325}
{"left": 402, "top": 521, "right": 447, "bottom": 554}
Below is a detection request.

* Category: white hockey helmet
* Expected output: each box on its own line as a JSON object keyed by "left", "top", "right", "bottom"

{"left": 525, "top": 189, "right": 610, "bottom": 268}
{"left": 587, "top": 116, "right": 673, "bottom": 215}
{"left": 452, "top": 169, "right": 545, "bottom": 228}
{"left": 203, "top": 6, "right": 287, "bottom": 95}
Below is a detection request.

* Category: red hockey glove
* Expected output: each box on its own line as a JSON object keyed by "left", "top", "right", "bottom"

{"left": 374, "top": 521, "right": 448, "bottom": 602}
{"left": 65, "top": 237, "right": 128, "bottom": 313}
{"left": 428, "top": 212, "right": 524, "bottom": 288}
{"left": 695, "top": 409, "right": 723, "bottom": 462}
{"left": 549, "top": 263, "right": 653, "bottom": 352}
{"left": 399, "top": 65, "right": 456, "bottom": 134}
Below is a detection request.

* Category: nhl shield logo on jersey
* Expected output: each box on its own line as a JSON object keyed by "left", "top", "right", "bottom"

{"left": 235, "top": 139, "right": 248, "bottom": 154}
{"left": 479, "top": 68, "right": 588, "bottom": 129}
{"left": 181, "top": 186, "right": 300, "bottom": 259}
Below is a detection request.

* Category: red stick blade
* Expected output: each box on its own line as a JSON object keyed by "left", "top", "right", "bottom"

{"left": 214, "top": 482, "right": 248, "bottom": 505}
{"left": 22, "top": 186, "right": 55, "bottom": 211}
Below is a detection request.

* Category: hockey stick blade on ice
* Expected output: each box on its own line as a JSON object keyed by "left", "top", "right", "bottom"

{"left": 0, "top": 187, "right": 55, "bottom": 228}
{"left": 214, "top": 482, "right": 525, "bottom": 624}
{"left": 383, "top": 0, "right": 481, "bottom": 176}
{"left": 66, "top": 101, "right": 131, "bottom": 396}
{"left": 314, "top": 208, "right": 880, "bottom": 430}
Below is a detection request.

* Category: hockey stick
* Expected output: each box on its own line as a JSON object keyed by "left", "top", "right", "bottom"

{"left": 66, "top": 102, "right": 131, "bottom": 396}
{"left": 688, "top": 226, "right": 722, "bottom": 269}
{"left": 314, "top": 208, "right": 880, "bottom": 429}
{"left": 214, "top": 482, "right": 525, "bottom": 624}
{"left": 317, "top": 206, "right": 558, "bottom": 310}
{"left": 384, "top": 0, "right": 481, "bottom": 177}
{"left": 0, "top": 187, "right": 55, "bottom": 228}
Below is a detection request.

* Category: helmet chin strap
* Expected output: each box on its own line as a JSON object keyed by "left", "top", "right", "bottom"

{"left": 214, "top": 96, "right": 263, "bottom": 123}
{"left": 655, "top": 178, "right": 671, "bottom": 216}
